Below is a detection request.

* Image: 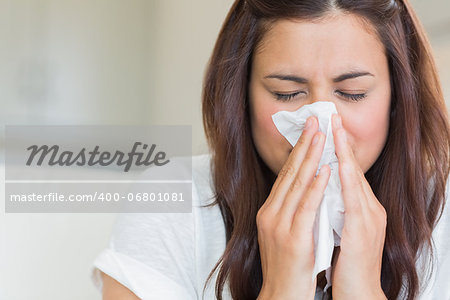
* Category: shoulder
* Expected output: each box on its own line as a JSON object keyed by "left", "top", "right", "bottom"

{"left": 169, "top": 153, "right": 228, "bottom": 298}
{"left": 108, "top": 153, "right": 216, "bottom": 250}
{"left": 91, "top": 153, "right": 224, "bottom": 299}
{"left": 155, "top": 152, "right": 215, "bottom": 206}
{"left": 415, "top": 173, "right": 450, "bottom": 299}
{"left": 431, "top": 172, "right": 450, "bottom": 256}
{"left": 432, "top": 172, "right": 450, "bottom": 231}
{"left": 191, "top": 153, "right": 215, "bottom": 206}
{"left": 192, "top": 152, "right": 213, "bottom": 183}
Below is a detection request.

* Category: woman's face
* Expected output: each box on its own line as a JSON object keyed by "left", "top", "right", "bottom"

{"left": 249, "top": 13, "right": 391, "bottom": 175}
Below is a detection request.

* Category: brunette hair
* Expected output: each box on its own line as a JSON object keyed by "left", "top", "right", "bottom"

{"left": 201, "top": 0, "right": 450, "bottom": 299}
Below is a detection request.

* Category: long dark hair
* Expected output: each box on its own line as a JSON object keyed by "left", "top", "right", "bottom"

{"left": 201, "top": 0, "right": 450, "bottom": 299}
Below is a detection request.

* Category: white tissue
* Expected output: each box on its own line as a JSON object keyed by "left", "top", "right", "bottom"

{"left": 271, "top": 101, "right": 345, "bottom": 291}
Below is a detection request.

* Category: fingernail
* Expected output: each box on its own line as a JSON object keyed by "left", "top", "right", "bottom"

{"left": 337, "top": 115, "right": 342, "bottom": 128}
{"left": 305, "top": 117, "right": 314, "bottom": 130}
{"left": 312, "top": 133, "right": 321, "bottom": 145}
{"left": 335, "top": 114, "right": 342, "bottom": 129}
{"left": 340, "top": 128, "right": 347, "bottom": 142}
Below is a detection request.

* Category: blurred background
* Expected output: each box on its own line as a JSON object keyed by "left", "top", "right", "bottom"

{"left": 0, "top": 0, "right": 449, "bottom": 299}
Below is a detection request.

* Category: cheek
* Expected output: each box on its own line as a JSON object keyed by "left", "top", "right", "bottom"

{"left": 348, "top": 117, "right": 386, "bottom": 143}
{"left": 252, "top": 103, "right": 285, "bottom": 141}
{"left": 250, "top": 99, "right": 294, "bottom": 174}
{"left": 341, "top": 105, "right": 390, "bottom": 172}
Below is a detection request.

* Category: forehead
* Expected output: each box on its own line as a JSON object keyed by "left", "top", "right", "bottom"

{"left": 253, "top": 13, "right": 386, "bottom": 76}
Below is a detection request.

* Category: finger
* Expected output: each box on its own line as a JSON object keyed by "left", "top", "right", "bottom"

{"left": 331, "top": 114, "right": 368, "bottom": 214}
{"left": 265, "top": 116, "right": 319, "bottom": 212}
{"left": 331, "top": 114, "right": 383, "bottom": 213}
{"left": 359, "top": 172, "right": 381, "bottom": 211}
{"left": 291, "top": 164, "right": 331, "bottom": 235}
{"left": 358, "top": 176, "right": 387, "bottom": 220}
{"left": 278, "top": 131, "right": 326, "bottom": 222}
{"left": 331, "top": 114, "right": 364, "bottom": 179}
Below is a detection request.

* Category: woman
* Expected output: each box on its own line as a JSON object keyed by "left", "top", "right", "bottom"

{"left": 93, "top": 0, "right": 450, "bottom": 299}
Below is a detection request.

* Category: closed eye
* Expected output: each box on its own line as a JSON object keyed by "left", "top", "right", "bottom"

{"left": 335, "top": 90, "right": 367, "bottom": 101}
{"left": 273, "top": 91, "right": 305, "bottom": 101}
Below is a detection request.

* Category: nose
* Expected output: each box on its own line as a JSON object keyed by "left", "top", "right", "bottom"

{"left": 303, "top": 87, "right": 336, "bottom": 106}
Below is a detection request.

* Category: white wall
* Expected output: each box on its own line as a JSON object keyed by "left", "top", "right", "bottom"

{"left": 412, "top": 0, "right": 450, "bottom": 111}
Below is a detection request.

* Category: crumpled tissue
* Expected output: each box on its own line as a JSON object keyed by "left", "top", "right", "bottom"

{"left": 271, "top": 101, "right": 345, "bottom": 291}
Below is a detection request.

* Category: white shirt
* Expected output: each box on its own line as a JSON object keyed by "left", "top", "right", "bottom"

{"left": 91, "top": 153, "right": 450, "bottom": 300}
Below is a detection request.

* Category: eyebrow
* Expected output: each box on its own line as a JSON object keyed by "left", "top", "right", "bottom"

{"left": 264, "top": 71, "right": 374, "bottom": 83}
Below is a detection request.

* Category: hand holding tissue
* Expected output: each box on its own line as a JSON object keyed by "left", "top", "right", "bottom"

{"left": 271, "top": 101, "right": 345, "bottom": 291}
